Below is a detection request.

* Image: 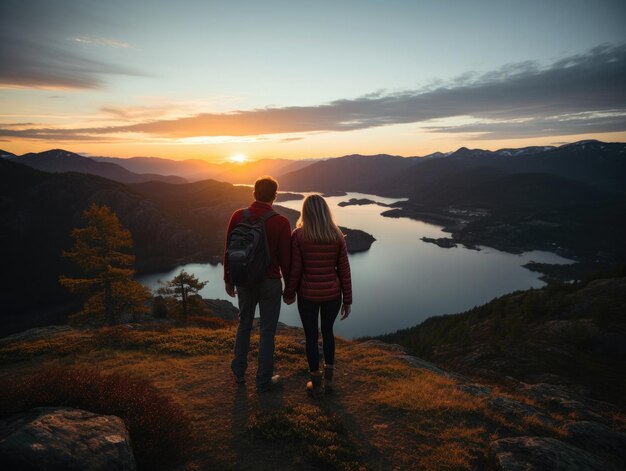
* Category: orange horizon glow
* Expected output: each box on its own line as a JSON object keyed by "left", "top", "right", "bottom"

{"left": 2, "top": 128, "right": 626, "bottom": 164}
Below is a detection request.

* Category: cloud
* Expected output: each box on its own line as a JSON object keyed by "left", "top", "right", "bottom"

{"left": 72, "top": 36, "right": 131, "bottom": 49}
{"left": 1, "top": 43, "right": 625, "bottom": 140}
{"left": 0, "top": 0, "right": 142, "bottom": 89}
{"left": 426, "top": 111, "right": 626, "bottom": 139}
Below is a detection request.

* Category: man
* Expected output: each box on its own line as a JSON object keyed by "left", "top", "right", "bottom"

{"left": 224, "top": 176, "right": 292, "bottom": 392}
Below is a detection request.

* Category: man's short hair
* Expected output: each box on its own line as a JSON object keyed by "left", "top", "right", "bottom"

{"left": 254, "top": 176, "right": 278, "bottom": 202}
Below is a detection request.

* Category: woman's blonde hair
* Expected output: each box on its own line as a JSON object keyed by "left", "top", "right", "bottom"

{"left": 297, "top": 194, "right": 344, "bottom": 243}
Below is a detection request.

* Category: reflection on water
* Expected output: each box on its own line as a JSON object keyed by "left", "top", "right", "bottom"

{"left": 138, "top": 192, "right": 573, "bottom": 339}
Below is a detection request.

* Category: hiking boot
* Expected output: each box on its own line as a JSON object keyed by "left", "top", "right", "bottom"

{"left": 257, "top": 375, "right": 282, "bottom": 393}
{"left": 306, "top": 371, "right": 323, "bottom": 399}
{"left": 324, "top": 364, "right": 334, "bottom": 394}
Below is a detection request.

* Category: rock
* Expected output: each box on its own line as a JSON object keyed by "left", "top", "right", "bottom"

{"left": 459, "top": 383, "right": 491, "bottom": 397}
{"left": 519, "top": 383, "right": 618, "bottom": 420}
{"left": 0, "top": 325, "right": 71, "bottom": 343}
{"left": 487, "top": 397, "right": 555, "bottom": 427}
{"left": 0, "top": 407, "right": 136, "bottom": 471}
{"left": 353, "top": 339, "right": 407, "bottom": 353}
{"left": 565, "top": 421, "right": 626, "bottom": 463}
{"left": 202, "top": 298, "right": 239, "bottom": 320}
{"left": 489, "top": 436, "right": 619, "bottom": 471}
{"left": 341, "top": 227, "right": 376, "bottom": 253}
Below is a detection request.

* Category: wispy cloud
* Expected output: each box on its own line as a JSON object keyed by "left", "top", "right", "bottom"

{"left": 0, "top": 1, "right": 142, "bottom": 89}
{"left": 1, "top": 44, "right": 625, "bottom": 140}
{"left": 72, "top": 35, "right": 131, "bottom": 49}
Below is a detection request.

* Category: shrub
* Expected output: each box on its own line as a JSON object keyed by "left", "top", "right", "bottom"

{"left": 187, "top": 315, "right": 231, "bottom": 329}
{"left": 0, "top": 366, "right": 192, "bottom": 470}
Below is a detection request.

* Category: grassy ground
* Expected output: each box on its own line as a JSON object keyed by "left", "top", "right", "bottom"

{"left": 0, "top": 324, "right": 612, "bottom": 470}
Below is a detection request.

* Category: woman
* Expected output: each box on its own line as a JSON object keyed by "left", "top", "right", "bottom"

{"left": 283, "top": 194, "right": 352, "bottom": 397}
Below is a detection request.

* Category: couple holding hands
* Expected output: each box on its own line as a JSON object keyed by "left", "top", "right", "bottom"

{"left": 224, "top": 177, "right": 352, "bottom": 396}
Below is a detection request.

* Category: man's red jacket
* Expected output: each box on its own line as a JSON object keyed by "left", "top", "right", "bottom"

{"left": 223, "top": 201, "right": 292, "bottom": 284}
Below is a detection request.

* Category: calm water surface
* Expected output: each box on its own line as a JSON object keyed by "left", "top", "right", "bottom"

{"left": 138, "top": 192, "right": 572, "bottom": 338}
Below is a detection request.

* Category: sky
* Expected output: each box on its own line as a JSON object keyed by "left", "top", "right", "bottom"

{"left": 1, "top": 0, "right": 625, "bottom": 162}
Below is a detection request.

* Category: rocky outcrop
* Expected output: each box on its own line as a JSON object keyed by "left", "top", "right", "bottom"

{"left": 489, "top": 436, "right": 619, "bottom": 471}
{"left": 0, "top": 325, "right": 71, "bottom": 343}
{"left": 0, "top": 407, "right": 135, "bottom": 471}
{"left": 203, "top": 298, "right": 239, "bottom": 320}
{"left": 341, "top": 227, "right": 376, "bottom": 253}
{"left": 564, "top": 421, "right": 626, "bottom": 463}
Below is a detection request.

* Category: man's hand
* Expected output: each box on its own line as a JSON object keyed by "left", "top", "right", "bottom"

{"left": 225, "top": 282, "right": 236, "bottom": 298}
{"left": 340, "top": 303, "right": 351, "bottom": 320}
{"left": 283, "top": 294, "right": 295, "bottom": 305}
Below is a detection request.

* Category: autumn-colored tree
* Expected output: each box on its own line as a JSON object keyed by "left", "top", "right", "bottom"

{"left": 156, "top": 270, "right": 208, "bottom": 323}
{"left": 59, "top": 203, "right": 150, "bottom": 326}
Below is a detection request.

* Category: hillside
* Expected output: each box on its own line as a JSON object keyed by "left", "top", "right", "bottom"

{"left": 1, "top": 322, "right": 624, "bottom": 470}
{"left": 383, "top": 171, "right": 626, "bottom": 270}
{"left": 3, "top": 149, "right": 186, "bottom": 184}
{"left": 0, "top": 160, "right": 293, "bottom": 334}
{"left": 389, "top": 140, "right": 626, "bottom": 197}
{"left": 279, "top": 154, "right": 420, "bottom": 193}
{"left": 377, "top": 275, "right": 626, "bottom": 408}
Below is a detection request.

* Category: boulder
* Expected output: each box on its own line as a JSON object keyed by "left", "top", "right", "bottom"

{"left": 519, "top": 383, "right": 617, "bottom": 421}
{"left": 489, "top": 436, "right": 619, "bottom": 471}
{"left": 487, "top": 397, "right": 555, "bottom": 427}
{"left": 0, "top": 325, "right": 71, "bottom": 343}
{"left": 202, "top": 298, "right": 239, "bottom": 320}
{"left": 0, "top": 407, "right": 135, "bottom": 471}
{"left": 565, "top": 421, "right": 626, "bottom": 463}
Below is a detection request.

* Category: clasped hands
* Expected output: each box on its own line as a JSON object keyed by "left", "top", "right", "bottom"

{"left": 283, "top": 294, "right": 296, "bottom": 305}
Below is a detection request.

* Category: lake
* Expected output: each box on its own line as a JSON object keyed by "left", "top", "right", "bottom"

{"left": 138, "top": 192, "right": 572, "bottom": 338}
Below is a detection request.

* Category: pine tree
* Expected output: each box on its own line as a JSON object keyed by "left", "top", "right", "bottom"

{"left": 59, "top": 203, "right": 150, "bottom": 326}
{"left": 156, "top": 270, "right": 208, "bottom": 323}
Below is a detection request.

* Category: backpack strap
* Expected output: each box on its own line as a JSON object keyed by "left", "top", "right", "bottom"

{"left": 259, "top": 210, "right": 278, "bottom": 223}
{"left": 241, "top": 209, "right": 277, "bottom": 224}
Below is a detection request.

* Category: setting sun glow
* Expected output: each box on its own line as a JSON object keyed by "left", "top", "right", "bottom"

{"left": 229, "top": 153, "right": 248, "bottom": 164}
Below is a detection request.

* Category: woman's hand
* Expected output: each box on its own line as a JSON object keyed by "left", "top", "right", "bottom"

{"left": 283, "top": 294, "right": 296, "bottom": 305}
{"left": 340, "top": 303, "right": 351, "bottom": 320}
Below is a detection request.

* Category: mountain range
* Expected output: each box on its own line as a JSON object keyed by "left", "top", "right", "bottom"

{"left": 1, "top": 149, "right": 186, "bottom": 184}
{"left": 278, "top": 140, "right": 626, "bottom": 196}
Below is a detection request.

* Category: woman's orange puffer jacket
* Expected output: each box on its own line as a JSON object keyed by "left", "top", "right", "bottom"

{"left": 283, "top": 228, "right": 352, "bottom": 304}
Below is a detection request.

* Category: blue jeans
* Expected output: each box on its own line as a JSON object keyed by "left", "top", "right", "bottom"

{"left": 231, "top": 277, "right": 282, "bottom": 388}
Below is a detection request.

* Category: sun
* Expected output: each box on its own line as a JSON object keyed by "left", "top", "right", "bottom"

{"left": 229, "top": 153, "right": 248, "bottom": 164}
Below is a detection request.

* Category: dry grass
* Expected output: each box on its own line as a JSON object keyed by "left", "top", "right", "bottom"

{"left": 0, "top": 331, "right": 94, "bottom": 362}
{"left": 370, "top": 371, "right": 484, "bottom": 412}
{"left": 249, "top": 404, "right": 365, "bottom": 471}
{"left": 0, "top": 325, "right": 580, "bottom": 471}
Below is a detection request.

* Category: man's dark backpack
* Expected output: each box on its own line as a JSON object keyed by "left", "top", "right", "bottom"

{"left": 226, "top": 209, "right": 278, "bottom": 286}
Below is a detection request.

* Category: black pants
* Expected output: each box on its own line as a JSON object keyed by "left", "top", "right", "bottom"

{"left": 298, "top": 296, "right": 342, "bottom": 372}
